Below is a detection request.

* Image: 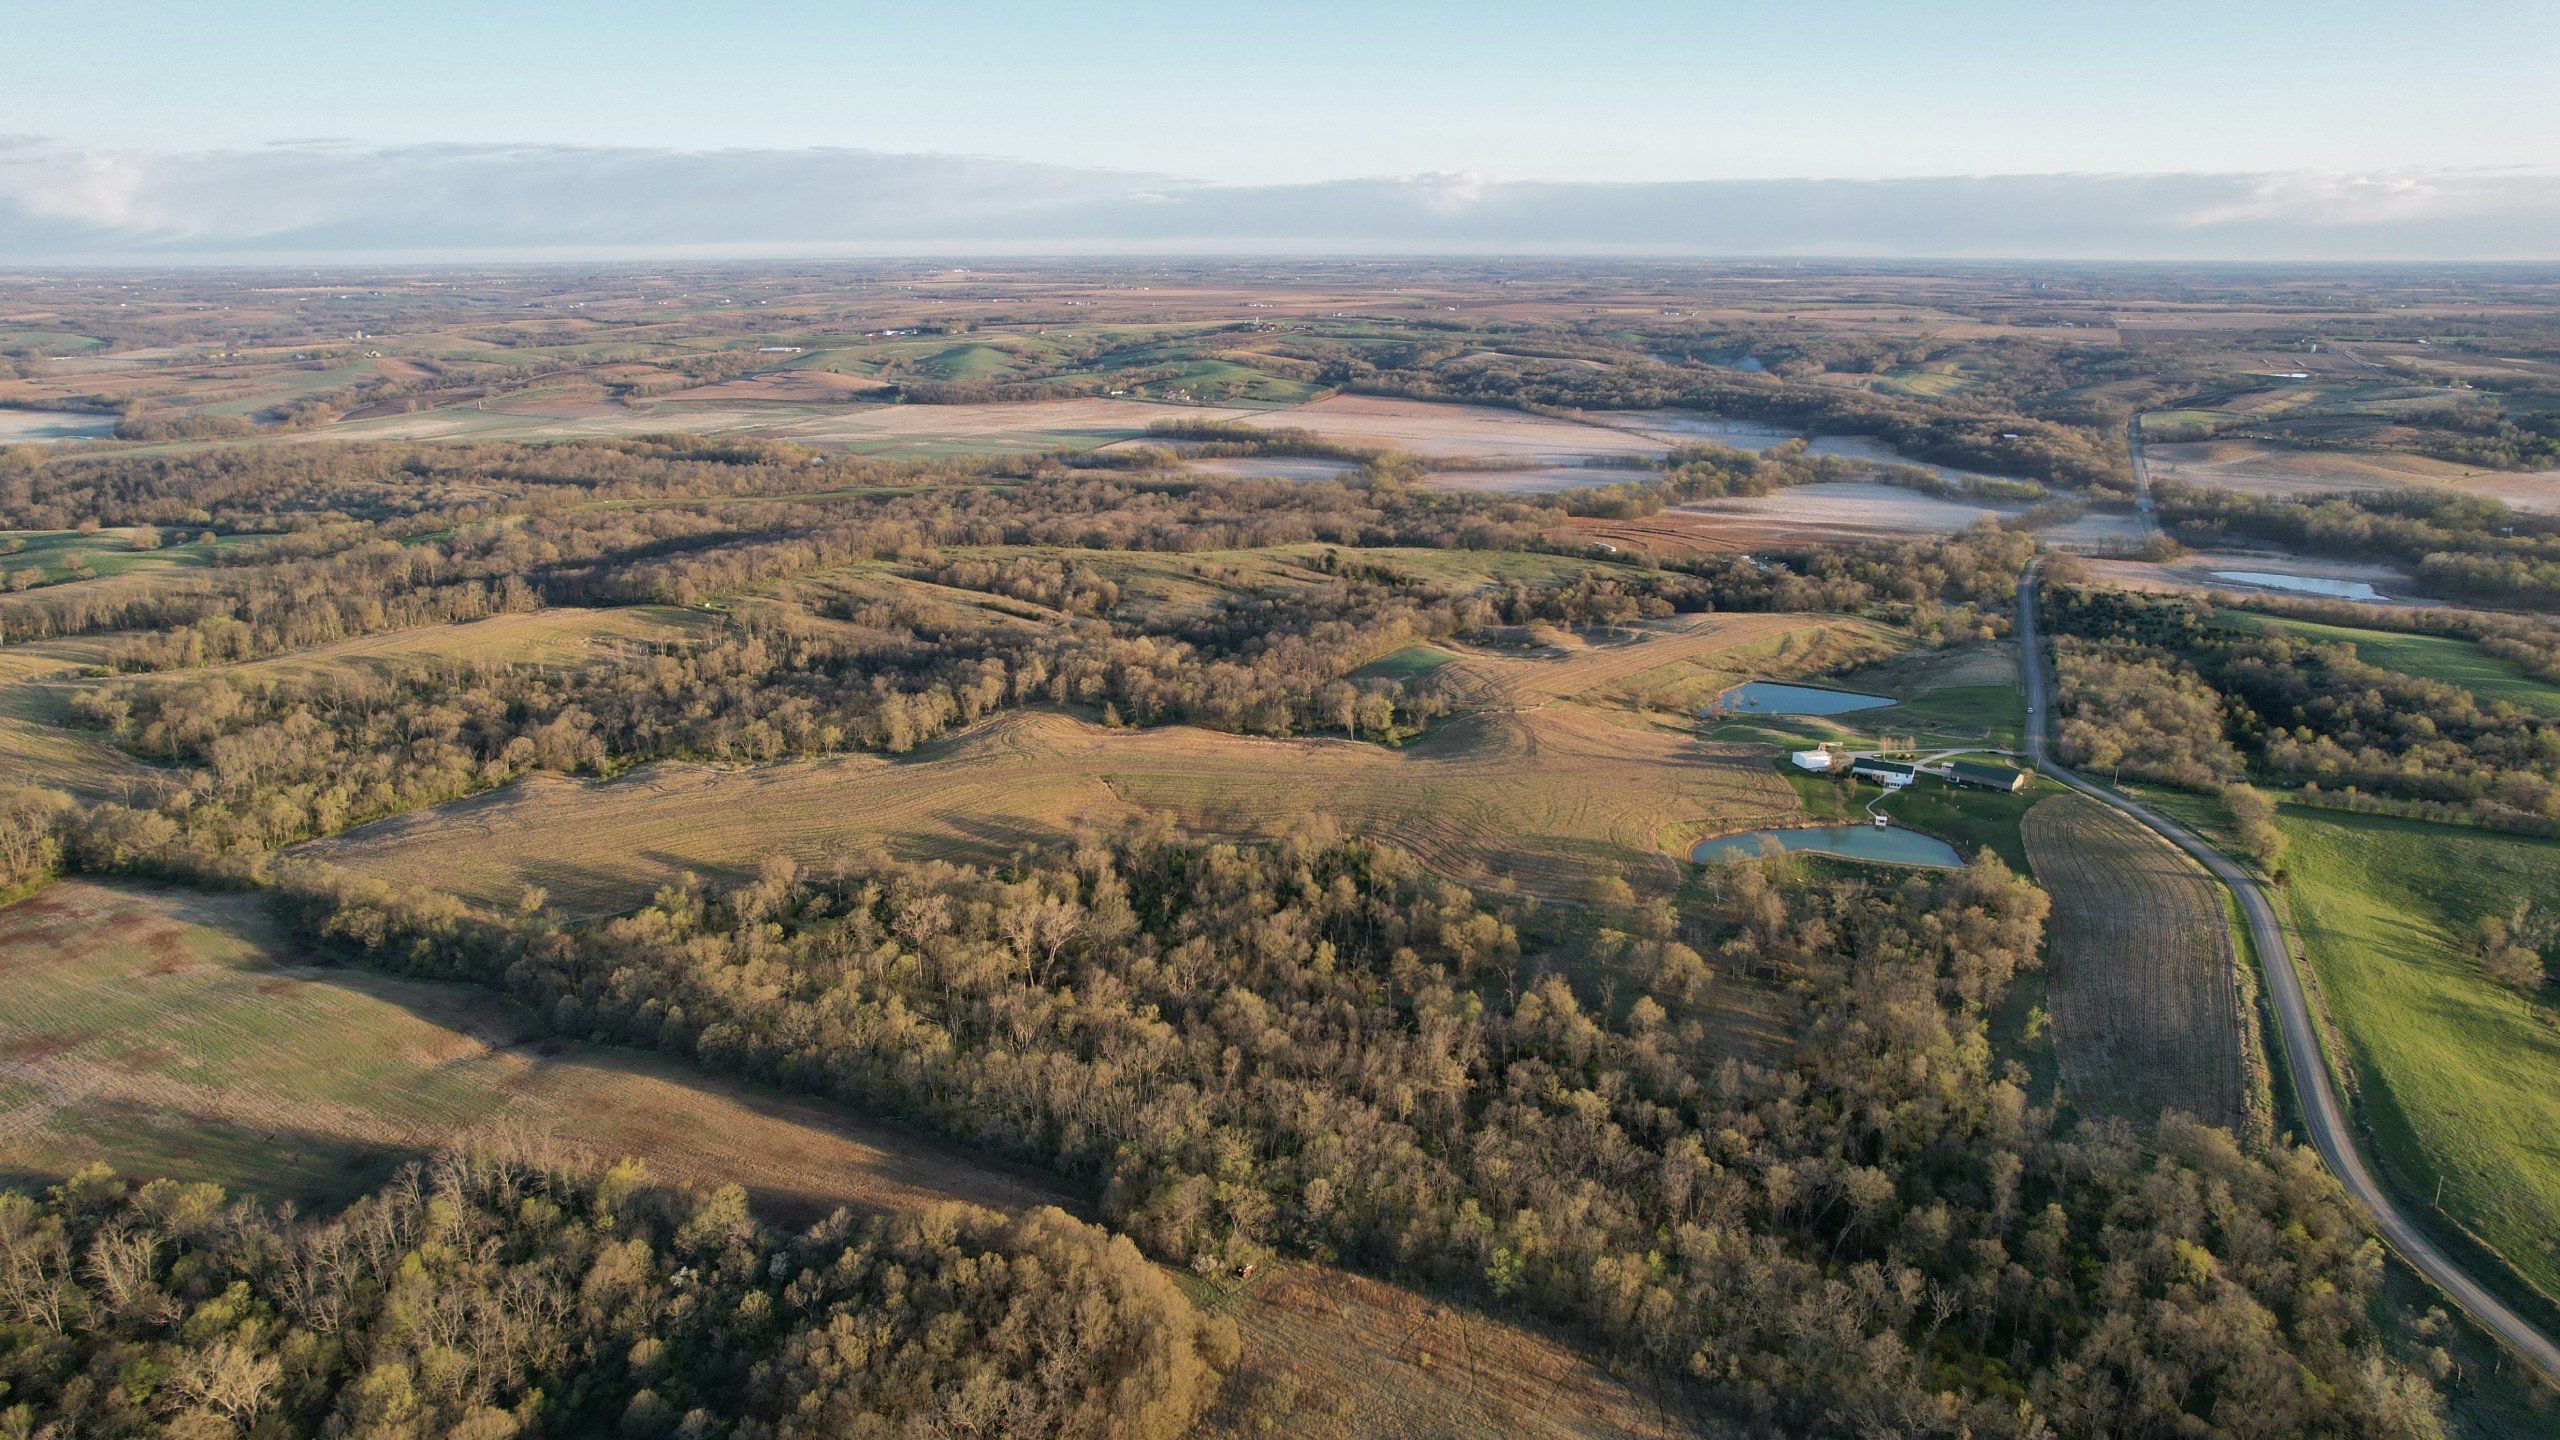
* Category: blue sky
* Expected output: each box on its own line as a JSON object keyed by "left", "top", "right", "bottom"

{"left": 8, "top": 0, "right": 2555, "bottom": 183}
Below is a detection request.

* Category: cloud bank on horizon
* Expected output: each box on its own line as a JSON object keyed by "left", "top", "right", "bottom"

{"left": 3, "top": 138, "right": 2557, "bottom": 263}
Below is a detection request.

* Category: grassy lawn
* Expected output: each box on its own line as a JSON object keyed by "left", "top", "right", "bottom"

{"left": 2278, "top": 807, "right": 2560, "bottom": 1307}
{"left": 1887, "top": 681, "right": 2027, "bottom": 750}
{"left": 1881, "top": 773, "right": 2060, "bottom": 873}
{"left": 2228, "top": 612, "right": 2560, "bottom": 716}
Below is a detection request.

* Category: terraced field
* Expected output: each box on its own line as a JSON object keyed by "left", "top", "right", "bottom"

{"left": 2021, "top": 793, "right": 2250, "bottom": 1130}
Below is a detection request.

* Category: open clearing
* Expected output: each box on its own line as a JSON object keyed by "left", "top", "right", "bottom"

{"left": 0, "top": 638, "right": 154, "bottom": 800}
{"left": 2021, "top": 794, "right": 2249, "bottom": 1130}
{"left": 127, "top": 605, "right": 710, "bottom": 687}
{"left": 2150, "top": 437, "right": 2560, "bottom": 514}
{"left": 0, "top": 879, "right": 1062, "bottom": 1221}
{"left": 2279, "top": 808, "right": 2560, "bottom": 1306}
{"left": 0, "top": 879, "right": 1677, "bottom": 1440}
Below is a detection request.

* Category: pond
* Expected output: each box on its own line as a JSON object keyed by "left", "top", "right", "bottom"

{"left": 2207, "top": 570, "right": 2387, "bottom": 602}
{"left": 1713, "top": 681, "right": 1896, "bottom": 717}
{"left": 1692, "top": 825, "right": 1963, "bottom": 869}
{"left": 0, "top": 409, "right": 117, "bottom": 443}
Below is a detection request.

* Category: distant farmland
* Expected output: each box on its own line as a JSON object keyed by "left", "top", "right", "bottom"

{"left": 2021, "top": 794, "right": 2250, "bottom": 1131}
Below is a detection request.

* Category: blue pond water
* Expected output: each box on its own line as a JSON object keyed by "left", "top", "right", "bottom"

{"left": 1692, "top": 825, "right": 1963, "bottom": 869}
{"left": 1713, "top": 681, "right": 1896, "bottom": 717}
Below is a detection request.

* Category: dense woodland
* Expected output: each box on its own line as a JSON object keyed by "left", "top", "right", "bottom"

{"left": 0, "top": 1146, "right": 1224, "bottom": 1440}
{"left": 259, "top": 830, "right": 2443, "bottom": 1438}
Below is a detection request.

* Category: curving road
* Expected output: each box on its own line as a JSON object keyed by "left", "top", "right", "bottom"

{"left": 2017, "top": 564, "right": 2560, "bottom": 1389}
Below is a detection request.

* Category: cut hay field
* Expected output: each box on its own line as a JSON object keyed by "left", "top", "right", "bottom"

{"left": 2278, "top": 808, "right": 2560, "bottom": 1307}
{"left": 2020, "top": 794, "right": 2250, "bottom": 1130}
{"left": 308, "top": 705, "right": 1798, "bottom": 916}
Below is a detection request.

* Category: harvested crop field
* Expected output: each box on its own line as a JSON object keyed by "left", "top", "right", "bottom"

{"left": 2149, "top": 438, "right": 2560, "bottom": 513}
{"left": 1574, "top": 482, "right": 2022, "bottom": 556}
{"left": 1230, "top": 394, "right": 1668, "bottom": 463}
{"left": 332, "top": 395, "right": 1249, "bottom": 455}
{"left": 0, "top": 880, "right": 1064, "bottom": 1221}
{"left": 2020, "top": 795, "right": 2249, "bottom": 1130}
{"left": 306, "top": 705, "right": 1799, "bottom": 916}
{"left": 1423, "top": 464, "right": 1652, "bottom": 494}
{"left": 1182, "top": 454, "right": 1362, "bottom": 483}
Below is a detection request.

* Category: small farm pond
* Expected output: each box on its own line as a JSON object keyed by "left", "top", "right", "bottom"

{"left": 1692, "top": 825, "right": 1963, "bottom": 868}
{"left": 2208, "top": 570, "right": 2386, "bottom": 602}
{"left": 1713, "top": 681, "right": 1896, "bottom": 716}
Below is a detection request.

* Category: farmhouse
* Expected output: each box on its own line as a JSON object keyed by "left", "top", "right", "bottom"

{"left": 1850, "top": 757, "right": 1917, "bottom": 789}
{"left": 1947, "top": 759, "right": 2028, "bottom": 792}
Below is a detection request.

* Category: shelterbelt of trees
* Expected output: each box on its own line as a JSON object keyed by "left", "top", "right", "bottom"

{"left": 2155, "top": 483, "right": 2560, "bottom": 611}
{"left": 2041, "top": 583, "right": 2560, "bottom": 828}
{"left": 246, "top": 830, "right": 2446, "bottom": 1437}
{"left": 0, "top": 1144, "right": 1224, "bottom": 1440}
